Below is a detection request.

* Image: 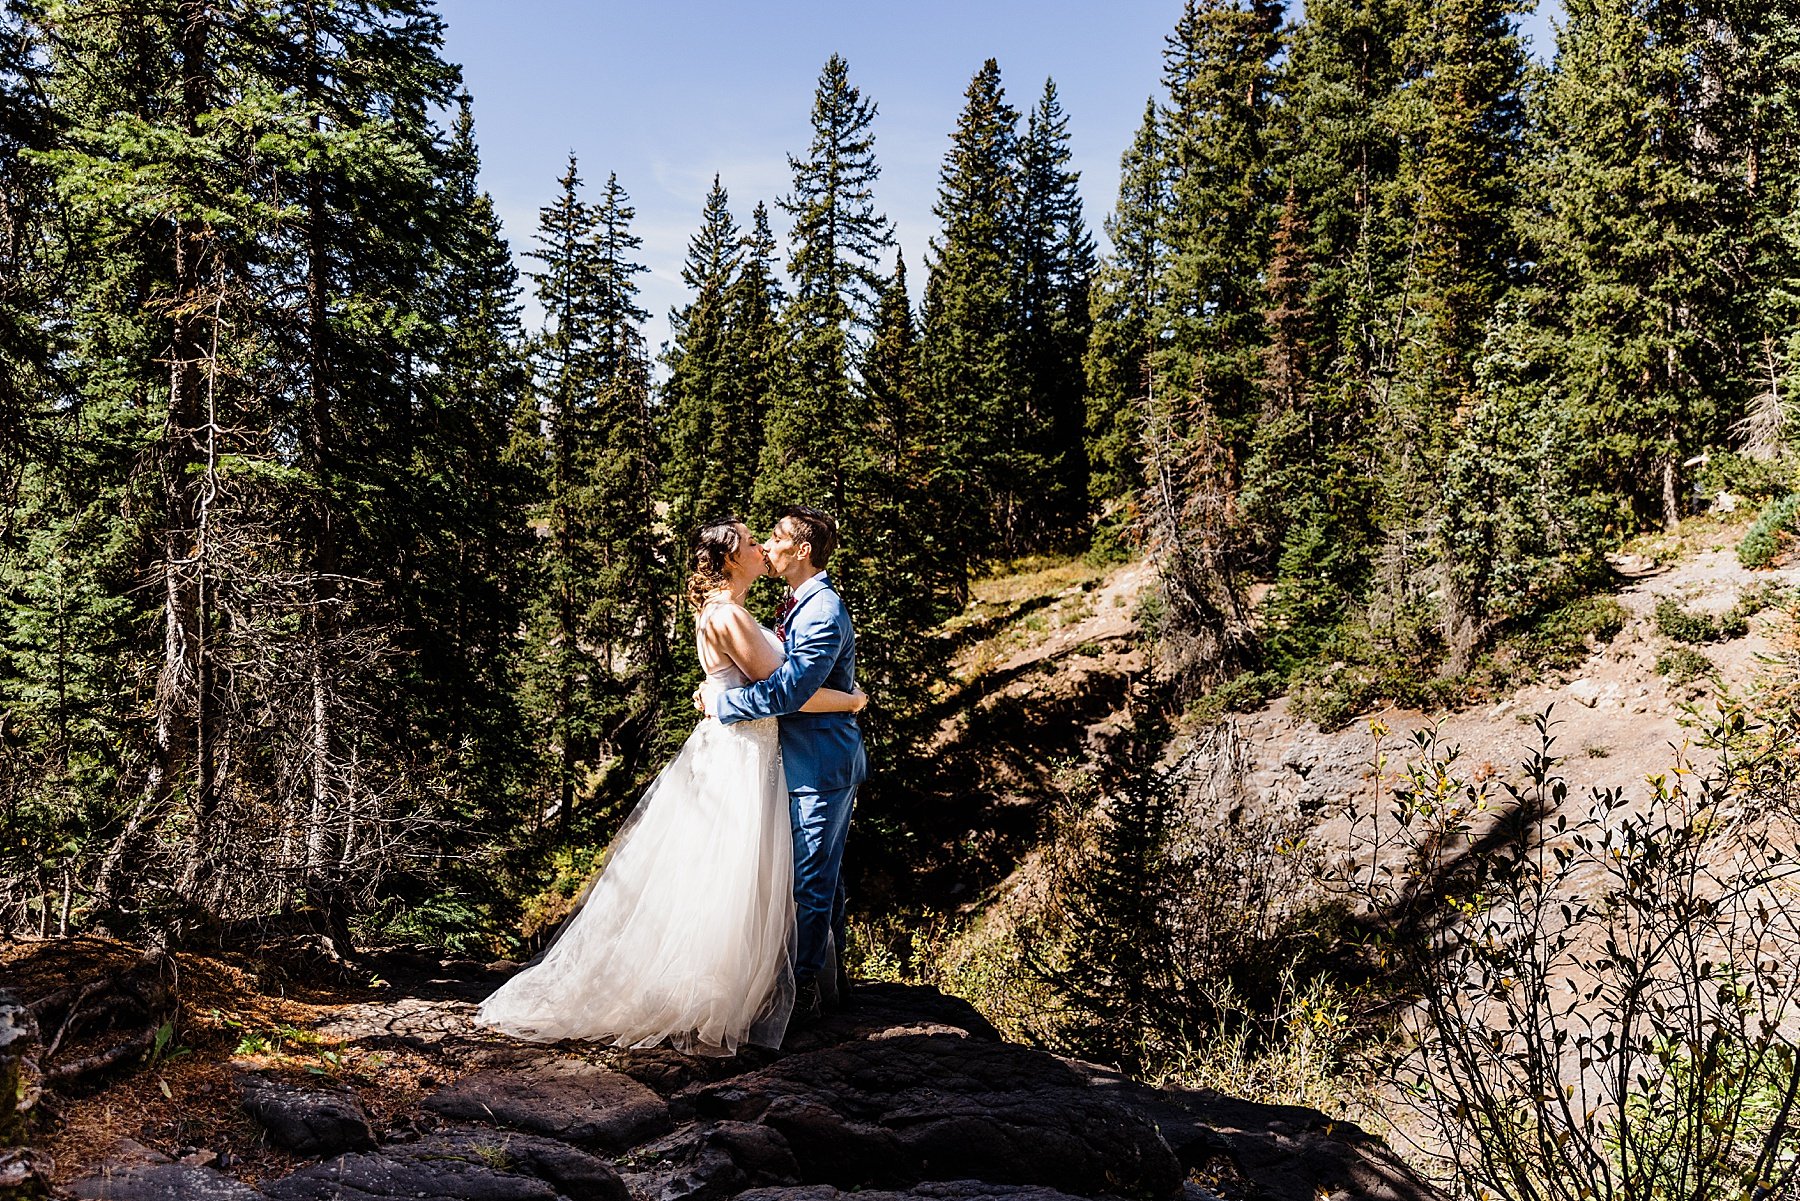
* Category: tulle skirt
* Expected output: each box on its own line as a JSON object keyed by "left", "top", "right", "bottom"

{"left": 477, "top": 713, "right": 795, "bottom": 1053}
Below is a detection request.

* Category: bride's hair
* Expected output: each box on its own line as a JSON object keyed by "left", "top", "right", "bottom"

{"left": 687, "top": 516, "right": 747, "bottom": 614}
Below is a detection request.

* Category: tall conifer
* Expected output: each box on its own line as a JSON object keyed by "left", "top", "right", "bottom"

{"left": 1147, "top": 0, "right": 1283, "bottom": 686}
{"left": 1531, "top": 0, "right": 1748, "bottom": 529}
{"left": 756, "top": 55, "right": 891, "bottom": 523}
{"left": 918, "top": 58, "right": 1023, "bottom": 562}
{"left": 663, "top": 176, "right": 744, "bottom": 545}
{"left": 1085, "top": 99, "right": 1169, "bottom": 519}
{"left": 1015, "top": 78, "right": 1096, "bottom": 545}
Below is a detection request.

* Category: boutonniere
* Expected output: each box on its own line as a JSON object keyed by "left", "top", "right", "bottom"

{"left": 774, "top": 593, "right": 797, "bottom": 640}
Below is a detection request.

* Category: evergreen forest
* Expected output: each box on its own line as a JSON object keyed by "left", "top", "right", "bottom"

{"left": 5, "top": 0, "right": 1800, "bottom": 967}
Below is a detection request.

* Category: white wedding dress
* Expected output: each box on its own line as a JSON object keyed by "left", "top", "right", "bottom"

{"left": 477, "top": 607, "right": 795, "bottom": 1052}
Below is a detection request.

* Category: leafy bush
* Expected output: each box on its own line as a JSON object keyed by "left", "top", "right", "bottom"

{"left": 1653, "top": 595, "right": 1747, "bottom": 643}
{"left": 1739, "top": 494, "right": 1800, "bottom": 569}
{"left": 353, "top": 893, "right": 501, "bottom": 958}
{"left": 1337, "top": 713, "right": 1800, "bottom": 1199}
{"left": 1656, "top": 646, "right": 1714, "bottom": 685}
{"left": 1512, "top": 594, "right": 1630, "bottom": 668}
{"left": 1187, "top": 670, "right": 1284, "bottom": 725}
{"left": 1693, "top": 450, "right": 1795, "bottom": 507}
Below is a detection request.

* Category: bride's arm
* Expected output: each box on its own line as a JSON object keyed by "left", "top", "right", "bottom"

{"left": 799, "top": 684, "right": 867, "bottom": 713}
{"left": 705, "top": 607, "right": 868, "bottom": 715}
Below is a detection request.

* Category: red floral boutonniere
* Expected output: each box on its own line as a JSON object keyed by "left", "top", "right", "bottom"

{"left": 774, "top": 593, "right": 797, "bottom": 640}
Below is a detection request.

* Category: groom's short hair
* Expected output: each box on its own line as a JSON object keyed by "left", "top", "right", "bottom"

{"left": 780, "top": 505, "right": 838, "bottom": 569}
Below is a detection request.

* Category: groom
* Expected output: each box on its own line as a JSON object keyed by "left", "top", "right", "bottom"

{"left": 710, "top": 506, "right": 867, "bottom": 1021}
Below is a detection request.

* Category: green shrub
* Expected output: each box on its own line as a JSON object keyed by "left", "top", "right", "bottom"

{"left": 1082, "top": 518, "right": 1137, "bottom": 568}
{"left": 354, "top": 893, "right": 501, "bottom": 958}
{"left": 1738, "top": 493, "right": 1800, "bottom": 569}
{"left": 1654, "top": 596, "right": 1745, "bottom": 643}
{"left": 1187, "top": 670, "right": 1283, "bottom": 725}
{"left": 1693, "top": 450, "right": 1795, "bottom": 507}
{"left": 1515, "top": 595, "right": 1630, "bottom": 668}
{"left": 1655, "top": 646, "right": 1714, "bottom": 685}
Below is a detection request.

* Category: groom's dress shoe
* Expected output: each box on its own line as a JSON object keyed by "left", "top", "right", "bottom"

{"left": 792, "top": 977, "right": 824, "bottom": 1026}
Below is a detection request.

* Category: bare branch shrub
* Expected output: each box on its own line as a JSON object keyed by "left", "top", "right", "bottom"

{"left": 1335, "top": 710, "right": 1800, "bottom": 1200}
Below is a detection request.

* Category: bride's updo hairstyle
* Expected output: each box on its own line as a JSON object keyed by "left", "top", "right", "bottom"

{"left": 687, "top": 516, "right": 748, "bottom": 614}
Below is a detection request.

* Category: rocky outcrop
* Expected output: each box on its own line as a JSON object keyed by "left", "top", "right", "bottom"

{"left": 238, "top": 1072, "right": 378, "bottom": 1157}
{"left": 690, "top": 1035, "right": 1183, "bottom": 1200}
{"left": 265, "top": 1131, "right": 628, "bottom": 1201}
{"left": 0, "top": 990, "right": 47, "bottom": 1200}
{"left": 424, "top": 1057, "right": 673, "bottom": 1151}
{"left": 68, "top": 974, "right": 1444, "bottom": 1201}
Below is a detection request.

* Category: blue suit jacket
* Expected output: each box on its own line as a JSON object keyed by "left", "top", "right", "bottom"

{"left": 714, "top": 572, "right": 867, "bottom": 796}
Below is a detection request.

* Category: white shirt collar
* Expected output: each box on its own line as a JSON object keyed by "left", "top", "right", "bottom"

{"left": 791, "top": 571, "right": 830, "bottom": 606}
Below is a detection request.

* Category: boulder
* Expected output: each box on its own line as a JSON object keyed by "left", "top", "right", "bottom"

{"left": 735, "top": 1183, "right": 1117, "bottom": 1201}
{"left": 617, "top": 1120, "right": 800, "bottom": 1201}
{"left": 425, "top": 1057, "right": 672, "bottom": 1151}
{"left": 238, "top": 1073, "right": 377, "bottom": 1157}
{"left": 691, "top": 1034, "right": 1183, "bottom": 1200}
{"left": 264, "top": 1130, "right": 627, "bottom": 1201}
{"left": 0, "top": 991, "right": 47, "bottom": 1199}
{"left": 1566, "top": 678, "right": 1604, "bottom": 709}
{"left": 66, "top": 1163, "right": 264, "bottom": 1201}
{"left": 1082, "top": 1074, "right": 1444, "bottom": 1201}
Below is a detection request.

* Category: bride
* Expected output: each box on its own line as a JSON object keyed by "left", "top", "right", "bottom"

{"left": 476, "top": 517, "right": 868, "bottom": 1053}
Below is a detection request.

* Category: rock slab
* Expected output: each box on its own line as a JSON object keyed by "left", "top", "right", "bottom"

{"left": 693, "top": 1034, "right": 1184, "bottom": 1200}
{"left": 736, "top": 1183, "right": 1121, "bottom": 1201}
{"left": 264, "top": 1130, "right": 628, "bottom": 1201}
{"left": 1088, "top": 1076, "right": 1441, "bottom": 1201}
{"left": 238, "top": 1072, "right": 377, "bottom": 1157}
{"left": 425, "top": 1057, "right": 673, "bottom": 1151}
{"left": 66, "top": 1163, "right": 265, "bottom": 1201}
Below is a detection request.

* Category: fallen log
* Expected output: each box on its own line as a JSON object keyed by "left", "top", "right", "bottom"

{"left": 22, "top": 946, "right": 178, "bottom": 1094}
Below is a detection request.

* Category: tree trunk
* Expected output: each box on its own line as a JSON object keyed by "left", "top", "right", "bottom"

{"left": 302, "top": 0, "right": 337, "bottom": 888}
{"left": 95, "top": 2, "right": 214, "bottom": 922}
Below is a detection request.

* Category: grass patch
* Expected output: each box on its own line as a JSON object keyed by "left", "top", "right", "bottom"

{"left": 969, "top": 554, "right": 1104, "bottom": 608}
{"left": 1187, "top": 670, "right": 1284, "bottom": 725}
{"left": 1655, "top": 646, "right": 1714, "bottom": 686}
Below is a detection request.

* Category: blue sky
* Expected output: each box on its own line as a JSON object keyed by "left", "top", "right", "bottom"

{"left": 436, "top": 0, "right": 1559, "bottom": 354}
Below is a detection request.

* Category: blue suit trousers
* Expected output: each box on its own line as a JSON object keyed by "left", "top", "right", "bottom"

{"left": 791, "top": 753, "right": 864, "bottom": 981}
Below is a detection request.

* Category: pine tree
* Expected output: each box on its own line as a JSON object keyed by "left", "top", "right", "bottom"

{"left": 1144, "top": 0, "right": 1283, "bottom": 688}
{"left": 853, "top": 255, "right": 960, "bottom": 731}
{"left": 389, "top": 94, "right": 535, "bottom": 864}
{"left": 1085, "top": 99, "right": 1168, "bottom": 521}
{"left": 663, "top": 176, "right": 745, "bottom": 546}
{"left": 1531, "top": 0, "right": 1750, "bottom": 529}
{"left": 710, "top": 202, "right": 784, "bottom": 522}
{"left": 3, "top": 0, "right": 502, "bottom": 929}
{"left": 1015, "top": 77, "right": 1096, "bottom": 546}
{"left": 1239, "top": 0, "right": 1407, "bottom": 672}
{"left": 0, "top": 1, "right": 52, "bottom": 506}
{"left": 918, "top": 58, "right": 1022, "bottom": 563}
{"left": 519, "top": 161, "right": 666, "bottom": 833}
{"left": 1393, "top": 0, "right": 1531, "bottom": 665}
{"left": 755, "top": 54, "right": 892, "bottom": 521}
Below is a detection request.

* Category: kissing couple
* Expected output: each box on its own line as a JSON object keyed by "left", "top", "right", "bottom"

{"left": 477, "top": 506, "right": 870, "bottom": 1053}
